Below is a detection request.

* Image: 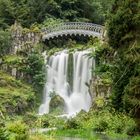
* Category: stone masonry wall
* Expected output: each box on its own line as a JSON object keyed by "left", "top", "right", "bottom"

{"left": 1, "top": 21, "right": 42, "bottom": 78}
{"left": 11, "top": 21, "right": 41, "bottom": 54}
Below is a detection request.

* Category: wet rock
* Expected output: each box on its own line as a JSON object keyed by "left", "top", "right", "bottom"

{"left": 49, "top": 95, "right": 65, "bottom": 114}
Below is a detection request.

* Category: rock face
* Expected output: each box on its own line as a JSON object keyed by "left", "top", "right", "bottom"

{"left": 49, "top": 95, "right": 65, "bottom": 114}
{"left": 89, "top": 76, "right": 111, "bottom": 98}
{"left": 89, "top": 75, "right": 112, "bottom": 109}
{"left": 11, "top": 21, "right": 41, "bottom": 54}
{"left": 0, "top": 21, "right": 42, "bottom": 79}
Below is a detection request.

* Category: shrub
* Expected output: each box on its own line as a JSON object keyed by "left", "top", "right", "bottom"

{"left": 29, "top": 133, "right": 47, "bottom": 140}
{"left": 24, "top": 51, "right": 45, "bottom": 92}
{"left": 0, "top": 128, "right": 8, "bottom": 140}
{"left": 94, "top": 119, "right": 108, "bottom": 132}
{"left": 65, "top": 118, "right": 80, "bottom": 129}
{"left": 76, "top": 109, "right": 137, "bottom": 134}
{"left": 35, "top": 115, "right": 65, "bottom": 129}
{"left": 6, "top": 120, "right": 29, "bottom": 140}
{"left": 91, "top": 110, "right": 136, "bottom": 134}
{"left": 0, "top": 30, "right": 12, "bottom": 57}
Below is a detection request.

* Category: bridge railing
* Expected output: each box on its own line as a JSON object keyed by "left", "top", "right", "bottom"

{"left": 42, "top": 22, "right": 104, "bottom": 35}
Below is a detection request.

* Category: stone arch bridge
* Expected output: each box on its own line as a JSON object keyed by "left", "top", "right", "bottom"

{"left": 42, "top": 22, "right": 104, "bottom": 41}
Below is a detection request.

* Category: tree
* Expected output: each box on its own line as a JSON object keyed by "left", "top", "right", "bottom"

{"left": 107, "top": 0, "right": 140, "bottom": 116}
{"left": 24, "top": 51, "right": 45, "bottom": 92}
{"left": 0, "top": 0, "right": 114, "bottom": 28}
{"left": 0, "top": 0, "right": 14, "bottom": 29}
{"left": 108, "top": 0, "right": 140, "bottom": 48}
{"left": 0, "top": 30, "right": 12, "bottom": 57}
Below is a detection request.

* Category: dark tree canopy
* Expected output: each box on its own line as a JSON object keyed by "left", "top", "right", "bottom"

{"left": 107, "top": 0, "right": 140, "bottom": 116}
{"left": 0, "top": 0, "right": 113, "bottom": 28}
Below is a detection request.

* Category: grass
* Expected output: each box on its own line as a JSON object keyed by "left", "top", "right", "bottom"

{"left": 0, "top": 71, "right": 35, "bottom": 117}
{"left": 46, "top": 129, "right": 140, "bottom": 140}
{"left": 4, "top": 54, "right": 23, "bottom": 64}
{"left": 0, "top": 70, "right": 34, "bottom": 100}
{"left": 132, "top": 136, "right": 140, "bottom": 140}
{"left": 46, "top": 129, "right": 103, "bottom": 140}
{"left": 48, "top": 129, "right": 90, "bottom": 138}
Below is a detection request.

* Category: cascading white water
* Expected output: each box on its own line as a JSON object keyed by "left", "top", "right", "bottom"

{"left": 39, "top": 50, "right": 94, "bottom": 116}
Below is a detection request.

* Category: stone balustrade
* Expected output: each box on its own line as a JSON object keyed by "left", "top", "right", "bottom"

{"left": 42, "top": 22, "right": 104, "bottom": 40}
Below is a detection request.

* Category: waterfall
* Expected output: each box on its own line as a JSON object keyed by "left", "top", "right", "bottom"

{"left": 39, "top": 50, "right": 94, "bottom": 116}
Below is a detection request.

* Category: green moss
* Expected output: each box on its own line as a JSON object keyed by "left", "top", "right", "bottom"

{"left": 4, "top": 55, "right": 23, "bottom": 67}
{"left": 49, "top": 95, "right": 65, "bottom": 114}
{"left": 47, "top": 48, "right": 63, "bottom": 56}
{"left": 4, "top": 55, "right": 23, "bottom": 62}
{"left": 22, "top": 28, "right": 30, "bottom": 34}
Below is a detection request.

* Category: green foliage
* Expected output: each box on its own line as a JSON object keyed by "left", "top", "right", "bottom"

{"left": 0, "top": 0, "right": 113, "bottom": 28}
{"left": 22, "top": 112, "right": 38, "bottom": 128}
{"left": 3, "top": 55, "right": 24, "bottom": 68}
{"left": 75, "top": 109, "right": 137, "bottom": 135}
{"left": 35, "top": 114, "right": 65, "bottom": 129}
{"left": 7, "top": 121, "right": 28, "bottom": 134}
{"left": 49, "top": 95, "right": 65, "bottom": 114}
{"left": 23, "top": 50, "right": 45, "bottom": 92}
{"left": 0, "top": 0, "right": 139, "bottom": 138}
{"left": 0, "top": 0, "right": 14, "bottom": 29}
{"left": 108, "top": 0, "right": 140, "bottom": 48}
{"left": 132, "top": 136, "right": 140, "bottom": 140}
{"left": 41, "top": 18, "right": 63, "bottom": 29}
{"left": 0, "top": 128, "right": 8, "bottom": 140}
{"left": 50, "top": 129, "right": 98, "bottom": 139}
{"left": 0, "top": 30, "right": 12, "bottom": 57}
{"left": 47, "top": 48, "right": 63, "bottom": 56}
{"left": 94, "top": 97, "right": 106, "bottom": 108}
{"left": 2, "top": 44, "right": 45, "bottom": 97}
{"left": 65, "top": 118, "right": 80, "bottom": 129}
{"left": 89, "top": 39, "right": 113, "bottom": 98}
{"left": 46, "top": 111, "right": 136, "bottom": 139}
{"left": 91, "top": 39, "right": 139, "bottom": 133}
{"left": 6, "top": 120, "right": 29, "bottom": 140}
{"left": 29, "top": 133, "right": 47, "bottom": 140}
{"left": 0, "top": 71, "right": 35, "bottom": 117}
{"left": 123, "top": 76, "right": 140, "bottom": 113}
{"left": 107, "top": 0, "right": 140, "bottom": 116}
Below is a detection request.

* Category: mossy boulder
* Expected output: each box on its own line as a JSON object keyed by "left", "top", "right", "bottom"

{"left": 92, "top": 96, "right": 106, "bottom": 109}
{"left": 49, "top": 95, "right": 65, "bottom": 114}
{"left": 0, "top": 79, "right": 8, "bottom": 86}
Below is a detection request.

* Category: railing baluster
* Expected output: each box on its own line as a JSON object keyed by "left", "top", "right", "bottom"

{"left": 42, "top": 22, "right": 104, "bottom": 40}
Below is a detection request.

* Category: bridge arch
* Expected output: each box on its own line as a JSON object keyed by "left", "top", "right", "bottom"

{"left": 42, "top": 22, "right": 104, "bottom": 41}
